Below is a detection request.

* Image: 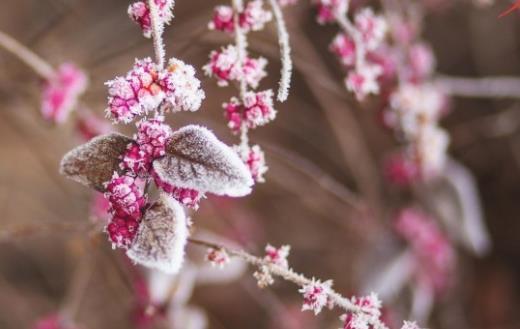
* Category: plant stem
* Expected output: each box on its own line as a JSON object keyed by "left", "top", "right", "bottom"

{"left": 148, "top": 0, "right": 166, "bottom": 69}
{"left": 0, "top": 30, "right": 54, "bottom": 79}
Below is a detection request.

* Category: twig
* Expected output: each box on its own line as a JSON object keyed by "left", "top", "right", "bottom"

{"left": 187, "top": 237, "right": 388, "bottom": 329}
{"left": 148, "top": 0, "right": 166, "bottom": 69}
{"left": 267, "top": 0, "right": 292, "bottom": 102}
{"left": 0, "top": 30, "right": 54, "bottom": 79}
{"left": 436, "top": 75, "right": 520, "bottom": 98}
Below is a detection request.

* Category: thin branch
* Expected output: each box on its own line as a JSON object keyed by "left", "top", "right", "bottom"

{"left": 187, "top": 237, "right": 388, "bottom": 329}
{"left": 267, "top": 0, "right": 292, "bottom": 102}
{"left": 148, "top": 0, "right": 166, "bottom": 69}
{"left": 0, "top": 30, "right": 54, "bottom": 79}
{"left": 436, "top": 75, "right": 520, "bottom": 98}
{"left": 232, "top": 0, "right": 248, "bottom": 101}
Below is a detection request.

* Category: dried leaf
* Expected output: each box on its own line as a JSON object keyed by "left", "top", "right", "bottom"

{"left": 127, "top": 194, "right": 188, "bottom": 274}
{"left": 153, "top": 125, "right": 253, "bottom": 197}
{"left": 59, "top": 133, "right": 132, "bottom": 191}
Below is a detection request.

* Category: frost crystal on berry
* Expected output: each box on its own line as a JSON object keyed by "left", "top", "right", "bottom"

{"left": 240, "top": 0, "right": 273, "bottom": 32}
{"left": 354, "top": 8, "right": 387, "bottom": 51}
{"left": 209, "top": 5, "right": 235, "bottom": 33}
{"left": 204, "top": 45, "right": 268, "bottom": 88}
{"left": 330, "top": 33, "right": 356, "bottom": 67}
{"left": 206, "top": 248, "right": 230, "bottom": 268}
{"left": 314, "top": 0, "right": 349, "bottom": 25}
{"left": 346, "top": 64, "right": 382, "bottom": 100}
{"left": 158, "top": 57, "right": 205, "bottom": 112}
{"left": 105, "top": 173, "right": 146, "bottom": 220}
{"left": 234, "top": 144, "right": 268, "bottom": 183}
{"left": 264, "top": 244, "right": 290, "bottom": 267}
{"left": 41, "top": 63, "right": 87, "bottom": 124}
{"left": 299, "top": 279, "right": 333, "bottom": 315}
{"left": 128, "top": 0, "right": 174, "bottom": 38}
{"left": 224, "top": 90, "right": 276, "bottom": 133}
{"left": 106, "top": 58, "right": 163, "bottom": 123}
{"left": 136, "top": 116, "right": 173, "bottom": 158}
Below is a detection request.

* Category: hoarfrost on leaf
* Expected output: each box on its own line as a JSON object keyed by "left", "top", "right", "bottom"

{"left": 59, "top": 133, "right": 132, "bottom": 191}
{"left": 127, "top": 194, "right": 188, "bottom": 274}
{"left": 152, "top": 125, "right": 254, "bottom": 197}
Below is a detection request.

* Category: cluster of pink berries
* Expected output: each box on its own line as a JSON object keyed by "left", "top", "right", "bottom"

{"left": 106, "top": 57, "right": 204, "bottom": 124}
{"left": 205, "top": 0, "right": 284, "bottom": 184}
{"left": 319, "top": 2, "right": 388, "bottom": 100}
{"left": 41, "top": 63, "right": 88, "bottom": 124}
{"left": 340, "top": 293, "right": 383, "bottom": 329}
{"left": 394, "top": 207, "right": 455, "bottom": 294}
{"left": 128, "top": 0, "right": 174, "bottom": 38}
{"left": 299, "top": 279, "right": 334, "bottom": 315}
{"left": 377, "top": 25, "right": 449, "bottom": 182}
{"left": 208, "top": 0, "right": 273, "bottom": 33}
{"left": 204, "top": 45, "right": 268, "bottom": 88}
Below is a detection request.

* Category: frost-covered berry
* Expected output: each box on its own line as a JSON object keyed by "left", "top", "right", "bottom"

{"left": 243, "top": 89, "right": 276, "bottom": 128}
{"left": 389, "top": 83, "right": 444, "bottom": 138}
{"left": 136, "top": 117, "right": 172, "bottom": 158}
{"left": 158, "top": 57, "right": 205, "bottom": 112}
{"left": 107, "top": 215, "right": 141, "bottom": 249}
{"left": 204, "top": 45, "right": 267, "bottom": 88}
{"left": 406, "top": 43, "right": 436, "bottom": 83}
{"left": 340, "top": 293, "right": 382, "bottom": 329}
{"left": 121, "top": 142, "right": 153, "bottom": 176}
{"left": 240, "top": 0, "right": 273, "bottom": 32}
{"left": 106, "top": 58, "right": 163, "bottom": 123}
{"left": 413, "top": 125, "right": 449, "bottom": 177}
{"left": 330, "top": 33, "right": 356, "bottom": 67}
{"left": 105, "top": 173, "right": 146, "bottom": 220}
{"left": 224, "top": 90, "right": 276, "bottom": 133}
{"left": 151, "top": 169, "right": 203, "bottom": 209}
{"left": 264, "top": 244, "right": 290, "bottom": 267}
{"left": 345, "top": 64, "right": 382, "bottom": 100}
{"left": 208, "top": 1, "right": 271, "bottom": 34}
{"left": 394, "top": 208, "right": 455, "bottom": 293}
{"left": 41, "top": 63, "right": 87, "bottom": 124}
{"left": 314, "top": 0, "right": 349, "bottom": 25}
{"left": 383, "top": 152, "right": 419, "bottom": 187}
{"left": 354, "top": 8, "right": 388, "bottom": 51}
{"left": 235, "top": 144, "right": 268, "bottom": 183}
{"left": 209, "top": 5, "right": 235, "bottom": 32}
{"left": 206, "top": 248, "right": 230, "bottom": 268}
{"left": 128, "top": 0, "right": 174, "bottom": 38}
{"left": 299, "top": 279, "right": 333, "bottom": 315}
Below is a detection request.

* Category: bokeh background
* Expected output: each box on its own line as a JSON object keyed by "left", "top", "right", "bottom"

{"left": 1, "top": 0, "right": 520, "bottom": 328}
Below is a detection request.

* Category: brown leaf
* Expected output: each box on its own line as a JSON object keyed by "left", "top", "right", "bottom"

{"left": 127, "top": 194, "right": 188, "bottom": 273}
{"left": 59, "top": 133, "right": 132, "bottom": 191}
{"left": 153, "top": 125, "right": 253, "bottom": 197}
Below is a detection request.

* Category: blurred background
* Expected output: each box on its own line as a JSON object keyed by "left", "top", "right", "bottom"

{"left": 1, "top": 0, "right": 520, "bottom": 328}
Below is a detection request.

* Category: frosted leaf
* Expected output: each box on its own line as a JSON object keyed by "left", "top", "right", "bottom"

{"left": 152, "top": 125, "right": 253, "bottom": 197}
{"left": 127, "top": 194, "right": 188, "bottom": 274}
{"left": 59, "top": 133, "right": 132, "bottom": 191}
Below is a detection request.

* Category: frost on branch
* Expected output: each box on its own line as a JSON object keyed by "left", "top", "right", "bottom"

{"left": 152, "top": 125, "right": 254, "bottom": 197}
{"left": 127, "top": 194, "right": 188, "bottom": 274}
{"left": 59, "top": 133, "right": 132, "bottom": 191}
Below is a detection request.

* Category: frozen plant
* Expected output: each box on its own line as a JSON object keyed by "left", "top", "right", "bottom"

{"left": 60, "top": 0, "right": 253, "bottom": 274}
